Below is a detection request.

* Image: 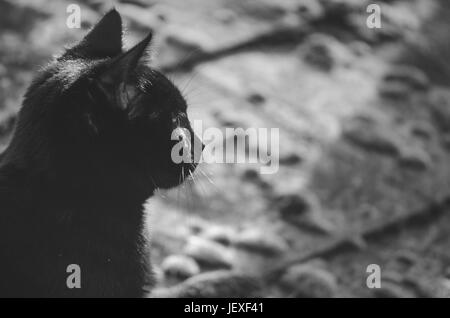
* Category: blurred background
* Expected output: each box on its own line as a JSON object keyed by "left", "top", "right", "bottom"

{"left": 1, "top": 0, "right": 450, "bottom": 297}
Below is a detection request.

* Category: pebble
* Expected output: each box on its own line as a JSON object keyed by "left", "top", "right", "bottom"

{"left": 120, "top": 0, "right": 151, "bottom": 8}
{"left": 383, "top": 66, "right": 429, "bottom": 91}
{"left": 183, "top": 237, "right": 234, "bottom": 269}
{"left": 232, "top": 228, "right": 288, "bottom": 255}
{"left": 301, "top": 35, "right": 334, "bottom": 71}
{"left": 343, "top": 121, "right": 400, "bottom": 156}
{"left": 398, "top": 146, "right": 431, "bottom": 171}
{"left": 301, "top": 33, "right": 352, "bottom": 71}
{"left": 350, "top": 41, "right": 372, "bottom": 57}
{"left": 161, "top": 254, "right": 201, "bottom": 280}
{"left": 152, "top": 270, "right": 260, "bottom": 298}
{"left": 378, "top": 81, "right": 411, "bottom": 100}
{"left": 410, "top": 122, "right": 433, "bottom": 140}
{"left": 392, "top": 250, "right": 418, "bottom": 269}
{"left": 202, "top": 226, "right": 236, "bottom": 246}
{"left": 213, "top": 9, "right": 237, "bottom": 24}
{"left": 280, "top": 263, "right": 337, "bottom": 298}
{"left": 275, "top": 192, "right": 335, "bottom": 234}
{"left": 276, "top": 193, "right": 311, "bottom": 219}
{"left": 429, "top": 90, "right": 450, "bottom": 133}
{"left": 295, "top": 0, "right": 325, "bottom": 21}
{"left": 246, "top": 92, "right": 266, "bottom": 106}
{"left": 279, "top": 153, "right": 302, "bottom": 166}
{"left": 242, "top": 168, "right": 260, "bottom": 181}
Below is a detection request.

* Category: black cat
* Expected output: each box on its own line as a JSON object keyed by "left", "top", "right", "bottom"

{"left": 0, "top": 9, "right": 201, "bottom": 297}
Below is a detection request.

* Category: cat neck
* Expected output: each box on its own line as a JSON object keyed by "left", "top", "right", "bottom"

{"left": 0, "top": 158, "right": 154, "bottom": 221}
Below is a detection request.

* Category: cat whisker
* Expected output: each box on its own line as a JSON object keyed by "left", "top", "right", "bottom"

{"left": 177, "top": 171, "right": 183, "bottom": 209}
{"left": 191, "top": 169, "right": 209, "bottom": 200}
{"left": 180, "top": 73, "right": 198, "bottom": 97}
{"left": 187, "top": 179, "right": 195, "bottom": 213}
{"left": 188, "top": 170, "right": 196, "bottom": 185}
{"left": 170, "top": 48, "right": 203, "bottom": 71}
{"left": 181, "top": 166, "right": 195, "bottom": 212}
{"left": 198, "top": 166, "right": 216, "bottom": 187}
{"left": 188, "top": 166, "right": 207, "bottom": 199}
{"left": 182, "top": 86, "right": 204, "bottom": 102}
{"left": 199, "top": 167, "right": 221, "bottom": 197}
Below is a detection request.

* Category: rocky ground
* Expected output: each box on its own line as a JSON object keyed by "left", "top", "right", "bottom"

{"left": 1, "top": 0, "right": 450, "bottom": 297}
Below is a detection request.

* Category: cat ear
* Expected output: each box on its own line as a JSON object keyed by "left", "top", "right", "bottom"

{"left": 91, "top": 32, "right": 152, "bottom": 111}
{"left": 99, "top": 32, "right": 153, "bottom": 85}
{"left": 65, "top": 9, "right": 123, "bottom": 59}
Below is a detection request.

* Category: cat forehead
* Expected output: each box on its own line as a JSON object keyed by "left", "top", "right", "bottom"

{"left": 135, "top": 68, "right": 187, "bottom": 110}
{"left": 33, "top": 58, "right": 186, "bottom": 109}
{"left": 138, "top": 68, "right": 174, "bottom": 90}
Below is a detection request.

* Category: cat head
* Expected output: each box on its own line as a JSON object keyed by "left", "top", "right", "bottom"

{"left": 9, "top": 9, "right": 202, "bottom": 199}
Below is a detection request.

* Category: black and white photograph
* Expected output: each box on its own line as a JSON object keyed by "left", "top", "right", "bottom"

{"left": 0, "top": 0, "right": 449, "bottom": 300}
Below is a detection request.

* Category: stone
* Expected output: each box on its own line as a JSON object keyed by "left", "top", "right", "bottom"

{"left": 398, "top": 145, "right": 431, "bottom": 171}
{"left": 242, "top": 168, "right": 260, "bottom": 181}
{"left": 152, "top": 270, "right": 260, "bottom": 298}
{"left": 378, "top": 81, "right": 411, "bottom": 100}
{"left": 232, "top": 228, "right": 288, "bottom": 255}
{"left": 402, "top": 276, "right": 436, "bottom": 298}
{"left": 300, "top": 33, "right": 352, "bottom": 71}
{"left": 161, "top": 254, "right": 201, "bottom": 280}
{"left": 383, "top": 66, "right": 429, "bottom": 91}
{"left": 392, "top": 250, "right": 418, "bottom": 269}
{"left": 343, "top": 121, "right": 400, "bottom": 156}
{"left": 234, "top": 1, "right": 287, "bottom": 21}
{"left": 202, "top": 226, "right": 237, "bottom": 246}
{"left": 246, "top": 92, "right": 266, "bottom": 106}
{"left": 119, "top": 0, "right": 151, "bottom": 8}
{"left": 279, "top": 153, "right": 302, "bottom": 166}
{"left": 183, "top": 237, "right": 234, "bottom": 269}
{"left": 241, "top": 168, "right": 272, "bottom": 191}
{"left": 213, "top": 9, "right": 237, "bottom": 24}
{"left": 350, "top": 41, "right": 371, "bottom": 56}
{"left": 275, "top": 193, "right": 335, "bottom": 234}
{"left": 276, "top": 193, "right": 311, "bottom": 217}
{"left": 187, "top": 219, "right": 206, "bottom": 235}
{"left": 295, "top": 0, "right": 325, "bottom": 21}
{"left": 280, "top": 263, "right": 337, "bottom": 298}
{"left": 301, "top": 35, "right": 334, "bottom": 71}
{"left": 429, "top": 90, "right": 450, "bottom": 132}
{"left": 410, "top": 122, "right": 433, "bottom": 140}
